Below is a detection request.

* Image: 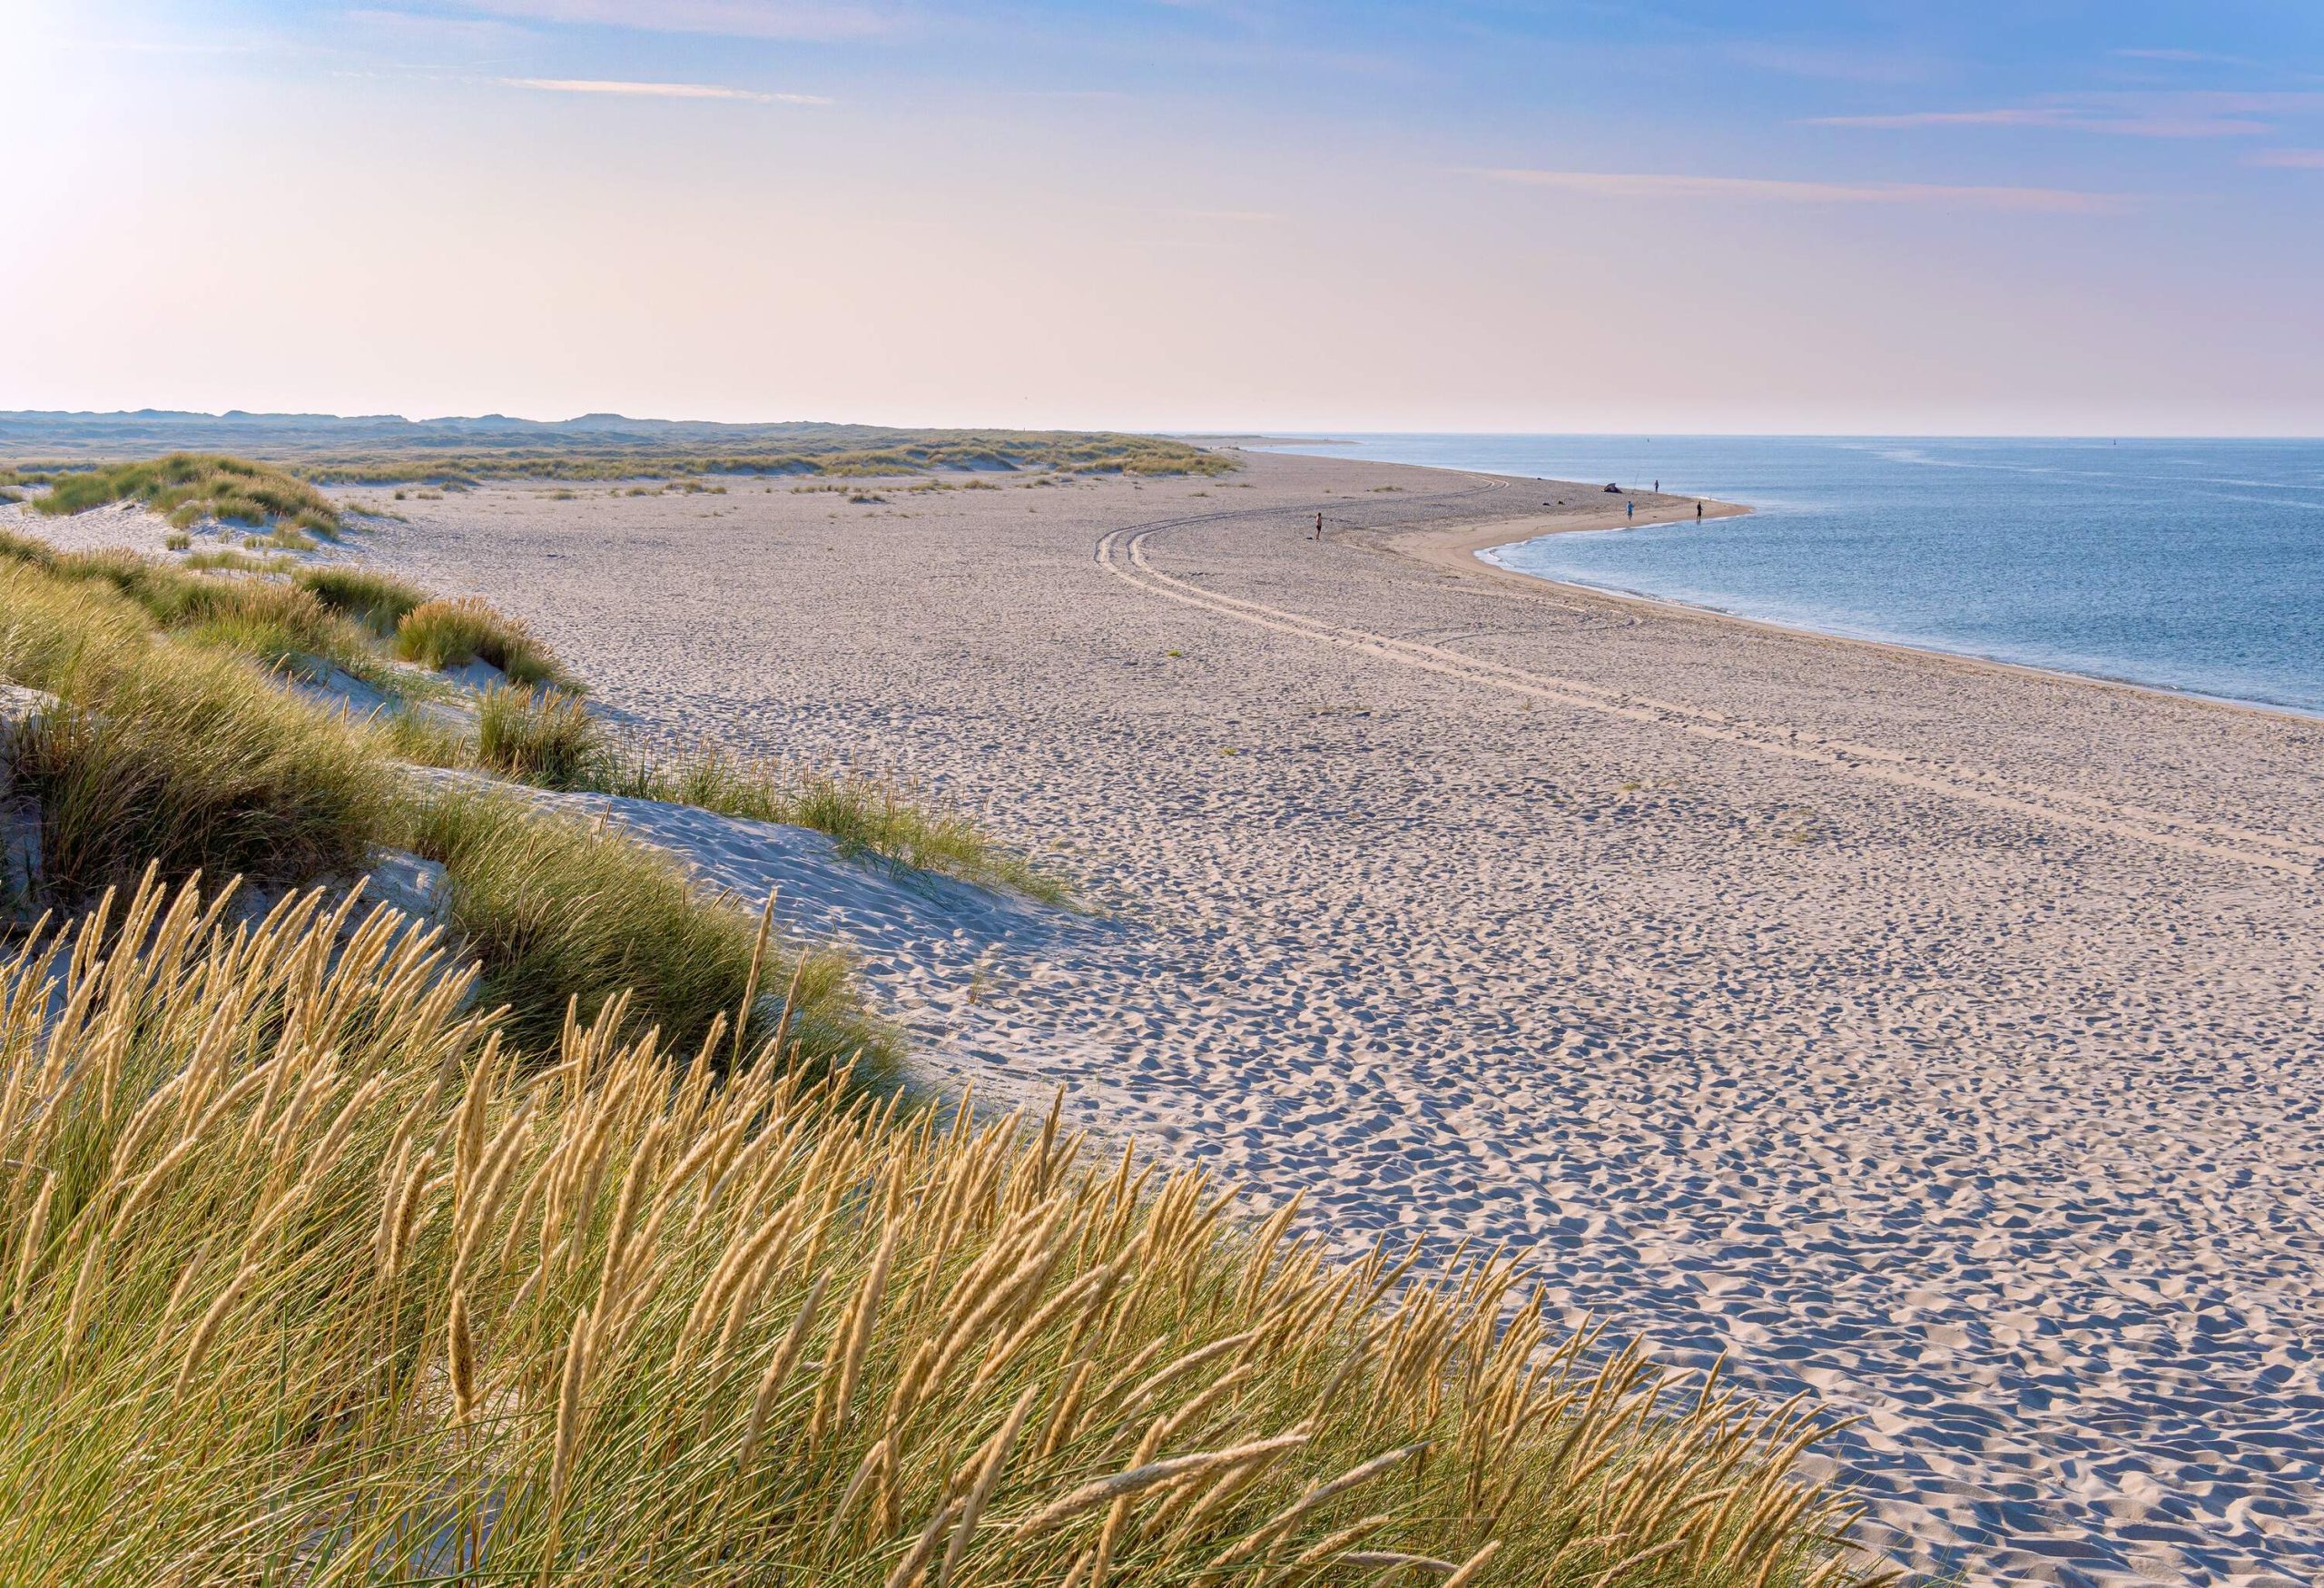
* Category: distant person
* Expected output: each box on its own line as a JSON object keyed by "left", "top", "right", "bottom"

{"left": 1625, "top": 499, "right": 1634, "bottom": 520}
{"left": 1314, "top": 511, "right": 1324, "bottom": 539}
{"left": 1696, "top": 502, "right": 1703, "bottom": 519}
{"left": 1654, "top": 478, "right": 1659, "bottom": 492}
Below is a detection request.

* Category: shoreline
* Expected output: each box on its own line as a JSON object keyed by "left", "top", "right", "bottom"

{"left": 1371, "top": 468, "right": 2324, "bottom": 728}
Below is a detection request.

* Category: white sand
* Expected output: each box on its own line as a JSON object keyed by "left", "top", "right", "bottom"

{"left": 22, "top": 452, "right": 2324, "bottom": 1585}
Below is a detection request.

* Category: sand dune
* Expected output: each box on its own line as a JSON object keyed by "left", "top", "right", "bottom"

{"left": 42, "top": 448, "right": 2320, "bottom": 1586}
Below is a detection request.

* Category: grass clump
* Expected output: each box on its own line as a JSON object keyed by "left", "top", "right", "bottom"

{"left": 0, "top": 872, "right": 1883, "bottom": 1587}
{"left": 476, "top": 682, "right": 602, "bottom": 786}
{"left": 295, "top": 562, "right": 430, "bottom": 636}
{"left": 397, "top": 785, "right": 876, "bottom": 1060}
{"left": 396, "top": 596, "right": 575, "bottom": 689}
{"left": 32, "top": 451, "right": 341, "bottom": 538}
{"left": 183, "top": 547, "right": 298, "bottom": 575}
{"left": 0, "top": 525, "right": 1050, "bottom": 899}
{"left": 247, "top": 523, "right": 319, "bottom": 552}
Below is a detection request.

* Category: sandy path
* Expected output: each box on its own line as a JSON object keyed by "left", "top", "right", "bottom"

{"left": 26, "top": 449, "right": 2319, "bottom": 1586}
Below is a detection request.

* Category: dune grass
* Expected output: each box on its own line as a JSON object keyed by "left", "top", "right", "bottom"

{"left": 396, "top": 596, "right": 575, "bottom": 690}
{"left": 0, "top": 561, "right": 391, "bottom": 905}
{"left": 394, "top": 785, "right": 881, "bottom": 1063}
{"left": 0, "top": 869, "right": 1883, "bottom": 1587}
{"left": 0, "top": 530, "right": 387, "bottom": 684}
{"left": 299, "top": 563, "right": 431, "bottom": 636}
{"left": 0, "top": 550, "right": 880, "bottom": 1062}
{"left": 0, "top": 525, "right": 1052, "bottom": 902}
{"left": 475, "top": 681, "right": 602, "bottom": 786}
{"left": 32, "top": 451, "right": 342, "bottom": 538}
{"left": 295, "top": 435, "right": 1232, "bottom": 483}
{"left": 183, "top": 548, "right": 299, "bottom": 575}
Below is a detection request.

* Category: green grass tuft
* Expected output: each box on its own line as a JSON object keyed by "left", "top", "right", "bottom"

{"left": 475, "top": 683, "right": 601, "bottom": 786}
{"left": 295, "top": 563, "right": 430, "bottom": 636}
{"left": 395, "top": 596, "right": 575, "bottom": 689}
{"left": 0, "top": 547, "right": 883, "bottom": 1065}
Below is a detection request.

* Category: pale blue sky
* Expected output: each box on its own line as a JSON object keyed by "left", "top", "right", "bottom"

{"left": 6, "top": 1, "right": 2320, "bottom": 432}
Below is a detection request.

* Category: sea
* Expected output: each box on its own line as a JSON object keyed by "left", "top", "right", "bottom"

{"left": 1259, "top": 435, "right": 2324, "bottom": 717}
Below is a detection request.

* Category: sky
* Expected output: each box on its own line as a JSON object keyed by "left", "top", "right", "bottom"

{"left": 5, "top": 0, "right": 2321, "bottom": 435}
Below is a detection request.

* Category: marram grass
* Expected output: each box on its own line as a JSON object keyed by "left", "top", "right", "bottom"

{"left": 0, "top": 871, "right": 1889, "bottom": 1587}
{"left": 395, "top": 596, "right": 576, "bottom": 690}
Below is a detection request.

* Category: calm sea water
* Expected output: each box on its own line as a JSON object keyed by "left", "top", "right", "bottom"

{"left": 1264, "top": 435, "right": 2324, "bottom": 716}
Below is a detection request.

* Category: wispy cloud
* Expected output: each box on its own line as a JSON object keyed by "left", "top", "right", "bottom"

{"left": 2246, "top": 147, "right": 2324, "bottom": 168}
{"left": 1465, "top": 168, "right": 2133, "bottom": 215}
{"left": 1806, "top": 89, "right": 2324, "bottom": 140}
{"left": 499, "top": 76, "right": 831, "bottom": 103}
{"left": 457, "top": 1, "right": 902, "bottom": 41}
{"left": 2112, "top": 48, "right": 2261, "bottom": 68}
{"left": 1807, "top": 108, "right": 2063, "bottom": 129}
{"left": 1806, "top": 106, "right": 2269, "bottom": 138}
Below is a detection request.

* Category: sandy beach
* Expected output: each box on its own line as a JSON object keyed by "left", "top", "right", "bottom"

{"left": 38, "top": 446, "right": 2320, "bottom": 1585}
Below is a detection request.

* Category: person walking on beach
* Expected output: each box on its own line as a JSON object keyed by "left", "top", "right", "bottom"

{"left": 1314, "top": 511, "right": 1324, "bottom": 540}
{"left": 1696, "top": 501, "right": 1702, "bottom": 519}
{"left": 1626, "top": 499, "right": 1634, "bottom": 521}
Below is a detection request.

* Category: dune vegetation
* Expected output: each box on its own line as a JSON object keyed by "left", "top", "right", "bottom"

{"left": 1, "top": 412, "right": 1234, "bottom": 482}
{"left": 0, "top": 486, "right": 1885, "bottom": 1586}
{"left": 393, "top": 596, "right": 576, "bottom": 690}
{"left": 31, "top": 451, "right": 343, "bottom": 540}
{"left": 300, "top": 563, "right": 433, "bottom": 636}
{"left": 0, "top": 540, "right": 881, "bottom": 1067}
{"left": 0, "top": 530, "right": 418, "bottom": 689}
{"left": 394, "top": 784, "right": 872, "bottom": 1057}
{"left": 0, "top": 565, "right": 391, "bottom": 902}
{"left": 0, "top": 521, "right": 1059, "bottom": 901}
{"left": 304, "top": 435, "right": 1233, "bottom": 484}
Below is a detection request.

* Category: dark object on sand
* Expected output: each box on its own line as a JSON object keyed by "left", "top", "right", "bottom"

{"left": 1601, "top": 483, "right": 1621, "bottom": 493}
